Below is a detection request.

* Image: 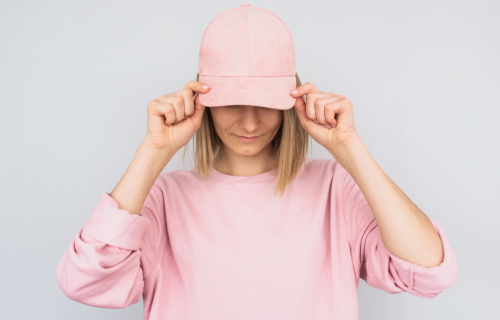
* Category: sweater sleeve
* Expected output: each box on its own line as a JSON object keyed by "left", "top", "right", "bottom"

{"left": 56, "top": 183, "right": 166, "bottom": 308}
{"left": 340, "top": 168, "right": 458, "bottom": 298}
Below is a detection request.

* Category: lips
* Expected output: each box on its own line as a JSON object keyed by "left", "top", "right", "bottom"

{"left": 235, "top": 134, "right": 261, "bottom": 141}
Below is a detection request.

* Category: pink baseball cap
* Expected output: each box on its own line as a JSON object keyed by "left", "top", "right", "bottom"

{"left": 197, "top": 3, "right": 297, "bottom": 110}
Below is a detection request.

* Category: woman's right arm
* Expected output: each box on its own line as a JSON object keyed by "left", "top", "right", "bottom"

{"left": 55, "top": 143, "right": 175, "bottom": 308}
{"left": 55, "top": 81, "right": 210, "bottom": 308}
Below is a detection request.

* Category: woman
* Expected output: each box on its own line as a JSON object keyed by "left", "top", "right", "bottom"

{"left": 56, "top": 4, "right": 458, "bottom": 320}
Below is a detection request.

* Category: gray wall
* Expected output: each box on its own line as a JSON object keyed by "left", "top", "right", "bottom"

{"left": 1, "top": 0, "right": 498, "bottom": 319}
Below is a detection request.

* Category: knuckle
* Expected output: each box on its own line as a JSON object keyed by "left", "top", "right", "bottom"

{"left": 165, "top": 103, "right": 175, "bottom": 112}
{"left": 172, "top": 95, "right": 183, "bottom": 104}
{"left": 155, "top": 95, "right": 167, "bottom": 103}
{"left": 147, "top": 99, "right": 158, "bottom": 108}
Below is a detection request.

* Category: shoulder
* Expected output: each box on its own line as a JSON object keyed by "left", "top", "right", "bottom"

{"left": 155, "top": 168, "right": 201, "bottom": 191}
{"left": 301, "top": 158, "right": 349, "bottom": 182}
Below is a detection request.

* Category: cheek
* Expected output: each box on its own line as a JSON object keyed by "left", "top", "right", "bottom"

{"left": 210, "top": 108, "right": 236, "bottom": 135}
{"left": 263, "top": 111, "right": 283, "bottom": 129}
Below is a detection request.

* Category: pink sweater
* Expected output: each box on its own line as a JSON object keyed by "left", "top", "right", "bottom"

{"left": 56, "top": 158, "right": 458, "bottom": 319}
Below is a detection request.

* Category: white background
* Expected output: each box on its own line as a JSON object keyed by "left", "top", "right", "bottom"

{"left": 1, "top": 1, "right": 498, "bottom": 319}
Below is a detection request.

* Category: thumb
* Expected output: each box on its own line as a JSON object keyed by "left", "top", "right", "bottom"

{"left": 190, "top": 92, "right": 206, "bottom": 128}
{"left": 291, "top": 92, "right": 310, "bottom": 129}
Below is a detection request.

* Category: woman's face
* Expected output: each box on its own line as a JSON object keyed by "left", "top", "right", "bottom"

{"left": 209, "top": 105, "right": 283, "bottom": 156}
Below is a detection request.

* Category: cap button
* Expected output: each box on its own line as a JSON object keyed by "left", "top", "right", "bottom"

{"left": 242, "top": 3, "right": 251, "bottom": 7}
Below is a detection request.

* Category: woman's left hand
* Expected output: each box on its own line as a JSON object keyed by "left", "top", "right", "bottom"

{"left": 290, "top": 82, "right": 359, "bottom": 151}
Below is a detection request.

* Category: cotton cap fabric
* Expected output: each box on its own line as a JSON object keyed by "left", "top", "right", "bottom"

{"left": 198, "top": 4, "right": 297, "bottom": 110}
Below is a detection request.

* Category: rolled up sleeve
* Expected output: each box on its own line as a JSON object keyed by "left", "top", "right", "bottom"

{"left": 81, "top": 192, "right": 151, "bottom": 251}
{"left": 341, "top": 168, "right": 459, "bottom": 298}
{"left": 56, "top": 186, "right": 165, "bottom": 308}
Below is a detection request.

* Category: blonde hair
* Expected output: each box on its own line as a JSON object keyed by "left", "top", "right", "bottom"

{"left": 181, "top": 73, "right": 311, "bottom": 198}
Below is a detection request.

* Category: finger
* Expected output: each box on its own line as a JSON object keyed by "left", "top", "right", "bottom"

{"left": 290, "top": 82, "right": 322, "bottom": 103}
{"left": 190, "top": 93, "right": 206, "bottom": 128}
{"left": 289, "top": 83, "right": 323, "bottom": 121}
{"left": 306, "top": 93, "right": 334, "bottom": 122}
{"left": 158, "top": 95, "right": 185, "bottom": 123}
{"left": 183, "top": 80, "right": 211, "bottom": 95}
{"left": 314, "top": 96, "right": 331, "bottom": 125}
{"left": 324, "top": 102, "right": 337, "bottom": 127}
{"left": 291, "top": 82, "right": 323, "bottom": 96}
{"left": 291, "top": 93, "right": 309, "bottom": 129}
{"left": 305, "top": 92, "right": 320, "bottom": 121}
{"left": 318, "top": 96, "right": 341, "bottom": 126}
{"left": 180, "top": 88, "right": 195, "bottom": 117}
{"left": 151, "top": 99, "right": 177, "bottom": 126}
{"left": 182, "top": 81, "right": 209, "bottom": 121}
{"left": 324, "top": 99, "right": 349, "bottom": 128}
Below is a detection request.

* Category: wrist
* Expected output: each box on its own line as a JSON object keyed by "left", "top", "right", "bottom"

{"left": 328, "top": 133, "right": 365, "bottom": 171}
{"left": 140, "top": 138, "right": 177, "bottom": 157}
{"left": 328, "top": 131, "right": 362, "bottom": 155}
{"left": 137, "top": 140, "right": 176, "bottom": 169}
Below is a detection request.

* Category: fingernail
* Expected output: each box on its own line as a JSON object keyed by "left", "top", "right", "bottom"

{"left": 202, "top": 85, "right": 210, "bottom": 89}
{"left": 290, "top": 89, "right": 298, "bottom": 94}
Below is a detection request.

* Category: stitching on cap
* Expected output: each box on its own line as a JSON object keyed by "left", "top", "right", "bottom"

{"left": 256, "top": 7, "right": 295, "bottom": 75}
{"left": 200, "top": 7, "right": 239, "bottom": 74}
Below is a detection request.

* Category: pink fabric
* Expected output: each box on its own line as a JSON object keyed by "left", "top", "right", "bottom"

{"left": 198, "top": 4, "right": 297, "bottom": 110}
{"left": 56, "top": 158, "right": 458, "bottom": 319}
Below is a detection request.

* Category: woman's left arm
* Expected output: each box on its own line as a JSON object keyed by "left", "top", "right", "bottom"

{"left": 329, "top": 133, "right": 444, "bottom": 267}
{"left": 290, "top": 83, "right": 443, "bottom": 268}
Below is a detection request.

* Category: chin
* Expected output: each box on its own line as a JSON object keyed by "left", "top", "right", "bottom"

{"left": 233, "top": 144, "right": 264, "bottom": 155}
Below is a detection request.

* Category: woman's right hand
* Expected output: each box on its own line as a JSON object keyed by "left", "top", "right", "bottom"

{"left": 143, "top": 80, "right": 210, "bottom": 153}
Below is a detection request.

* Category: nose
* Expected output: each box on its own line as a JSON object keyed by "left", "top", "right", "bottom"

{"left": 239, "top": 106, "right": 260, "bottom": 132}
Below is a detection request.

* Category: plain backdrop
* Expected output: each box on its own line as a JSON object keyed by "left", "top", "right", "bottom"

{"left": 1, "top": 0, "right": 498, "bottom": 319}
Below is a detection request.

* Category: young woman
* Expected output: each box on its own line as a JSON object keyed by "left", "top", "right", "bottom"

{"left": 56, "top": 4, "right": 458, "bottom": 320}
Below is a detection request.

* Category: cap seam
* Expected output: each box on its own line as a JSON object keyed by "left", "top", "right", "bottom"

{"left": 199, "top": 5, "right": 296, "bottom": 76}
{"left": 199, "top": 7, "right": 239, "bottom": 74}
{"left": 253, "top": 6, "right": 295, "bottom": 74}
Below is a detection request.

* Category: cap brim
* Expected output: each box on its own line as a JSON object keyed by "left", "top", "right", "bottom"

{"left": 198, "top": 75, "right": 297, "bottom": 110}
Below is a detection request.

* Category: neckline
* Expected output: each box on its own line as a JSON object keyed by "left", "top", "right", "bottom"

{"left": 191, "top": 165, "right": 278, "bottom": 183}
